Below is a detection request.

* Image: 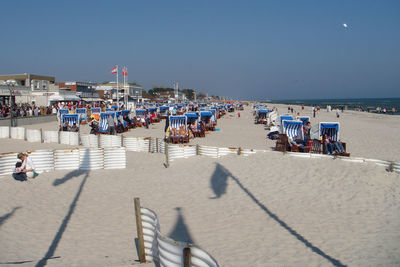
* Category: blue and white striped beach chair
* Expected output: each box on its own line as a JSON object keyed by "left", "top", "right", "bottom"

{"left": 91, "top": 107, "right": 101, "bottom": 115}
{"left": 98, "top": 112, "right": 115, "bottom": 134}
{"left": 282, "top": 120, "right": 304, "bottom": 140}
{"left": 296, "top": 116, "right": 310, "bottom": 125}
{"left": 168, "top": 115, "right": 188, "bottom": 143}
{"left": 62, "top": 114, "right": 80, "bottom": 130}
{"left": 76, "top": 108, "right": 87, "bottom": 124}
{"left": 135, "top": 109, "right": 146, "bottom": 117}
{"left": 317, "top": 122, "right": 340, "bottom": 141}
{"left": 279, "top": 114, "right": 293, "bottom": 131}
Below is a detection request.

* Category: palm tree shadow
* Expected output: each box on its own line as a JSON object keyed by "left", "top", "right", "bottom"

{"left": 0, "top": 207, "right": 21, "bottom": 228}
{"left": 167, "top": 207, "right": 195, "bottom": 244}
{"left": 210, "top": 163, "right": 347, "bottom": 267}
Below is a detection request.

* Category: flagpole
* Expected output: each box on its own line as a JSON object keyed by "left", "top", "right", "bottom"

{"left": 116, "top": 65, "right": 119, "bottom": 110}
{"left": 125, "top": 67, "right": 128, "bottom": 109}
{"left": 123, "top": 67, "right": 126, "bottom": 109}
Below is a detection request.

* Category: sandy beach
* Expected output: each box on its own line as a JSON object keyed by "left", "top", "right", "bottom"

{"left": 1, "top": 106, "right": 399, "bottom": 266}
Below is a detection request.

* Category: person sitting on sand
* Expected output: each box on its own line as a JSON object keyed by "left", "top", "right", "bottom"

{"left": 18, "top": 153, "right": 38, "bottom": 179}
{"left": 13, "top": 161, "right": 27, "bottom": 182}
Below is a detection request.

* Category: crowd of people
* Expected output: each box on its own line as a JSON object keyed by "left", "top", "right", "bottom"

{"left": 0, "top": 104, "right": 55, "bottom": 118}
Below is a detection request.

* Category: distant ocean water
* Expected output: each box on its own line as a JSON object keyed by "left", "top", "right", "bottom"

{"left": 267, "top": 98, "right": 400, "bottom": 113}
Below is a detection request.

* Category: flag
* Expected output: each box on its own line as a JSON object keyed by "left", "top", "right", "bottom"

{"left": 122, "top": 67, "right": 128, "bottom": 76}
{"left": 111, "top": 66, "right": 118, "bottom": 74}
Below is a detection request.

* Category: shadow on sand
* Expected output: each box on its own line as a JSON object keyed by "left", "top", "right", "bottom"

{"left": 36, "top": 149, "right": 93, "bottom": 267}
{"left": 0, "top": 207, "right": 21, "bottom": 228}
{"left": 167, "top": 207, "right": 195, "bottom": 244}
{"left": 210, "top": 163, "right": 346, "bottom": 267}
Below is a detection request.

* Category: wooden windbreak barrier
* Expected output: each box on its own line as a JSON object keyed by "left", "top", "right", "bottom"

{"left": 156, "top": 138, "right": 159, "bottom": 153}
{"left": 134, "top": 198, "right": 146, "bottom": 263}
{"left": 165, "top": 143, "right": 169, "bottom": 168}
{"left": 183, "top": 247, "right": 191, "bottom": 267}
{"left": 148, "top": 137, "right": 152, "bottom": 153}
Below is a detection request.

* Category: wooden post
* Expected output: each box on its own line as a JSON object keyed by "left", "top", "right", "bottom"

{"left": 134, "top": 198, "right": 146, "bottom": 263}
{"left": 148, "top": 138, "right": 152, "bottom": 153}
{"left": 238, "top": 147, "right": 242, "bottom": 155}
{"left": 40, "top": 128, "right": 44, "bottom": 143}
{"left": 183, "top": 247, "right": 191, "bottom": 267}
{"left": 156, "top": 138, "right": 159, "bottom": 153}
{"left": 196, "top": 144, "right": 199, "bottom": 156}
{"left": 388, "top": 162, "right": 394, "bottom": 172}
{"left": 24, "top": 127, "right": 27, "bottom": 141}
{"left": 165, "top": 143, "right": 169, "bottom": 168}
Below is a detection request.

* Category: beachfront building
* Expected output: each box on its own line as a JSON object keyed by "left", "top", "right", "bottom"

{"left": 0, "top": 73, "right": 60, "bottom": 106}
{"left": 96, "top": 82, "right": 146, "bottom": 104}
{"left": 56, "top": 81, "right": 102, "bottom": 102}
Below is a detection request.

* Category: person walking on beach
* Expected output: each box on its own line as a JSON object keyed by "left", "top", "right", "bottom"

{"left": 312, "top": 106, "right": 316, "bottom": 118}
{"left": 336, "top": 108, "right": 340, "bottom": 118}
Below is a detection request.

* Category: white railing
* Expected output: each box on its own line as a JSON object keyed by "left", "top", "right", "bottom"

{"left": 135, "top": 198, "right": 219, "bottom": 267}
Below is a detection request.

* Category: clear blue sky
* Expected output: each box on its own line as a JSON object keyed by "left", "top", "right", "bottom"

{"left": 1, "top": 0, "right": 399, "bottom": 100}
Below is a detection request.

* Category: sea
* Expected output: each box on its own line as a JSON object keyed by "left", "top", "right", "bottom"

{"left": 266, "top": 98, "right": 400, "bottom": 114}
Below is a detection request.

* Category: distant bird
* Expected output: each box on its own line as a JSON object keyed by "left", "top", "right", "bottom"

{"left": 343, "top": 23, "right": 348, "bottom": 28}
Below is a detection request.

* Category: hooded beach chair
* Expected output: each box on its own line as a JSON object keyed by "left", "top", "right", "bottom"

{"left": 256, "top": 109, "right": 270, "bottom": 124}
{"left": 282, "top": 120, "right": 310, "bottom": 152}
{"left": 98, "top": 112, "right": 115, "bottom": 134}
{"left": 200, "top": 111, "right": 215, "bottom": 131}
{"left": 58, "top": 109, "right": 70, "bottom": 126}
{"left": 310, "top": 122, "right": 347, "bottom": 154}
{"left": 297, "top": 116, "right": 310, "bottom": 125}
{"left": 76, "top": 108, "right": 87, "bottom": 124}
{"left": 90, "top": 107, "right": 101, "bottom": 121}
{"left": 310, "top": 122, "right": 340, "bottom": 141}
{"left": 168, "top": 115, "right": 189, "bottom": 143}
{"left": 279, "top": 114, "right": 294, "bottom": 132}
{"left": 159, "top": 106, "right": 169, "bottom": 118}
{"left": 61, "top": 114, "right": 79, "bottom": 131}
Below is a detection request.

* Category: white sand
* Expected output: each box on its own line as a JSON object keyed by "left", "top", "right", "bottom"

{"left": 0, "top": 106, "right": 399, "bottom": 266}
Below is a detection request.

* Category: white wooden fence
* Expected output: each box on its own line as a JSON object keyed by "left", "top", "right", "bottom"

{"left": 135, "top": 198, "right": 219, "bottom": 267}
{"left": 1, "top": 126, "right": 399, "bottom": 174}
{"left": 0, "top": 148, "right": 126, "bottom": 177}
